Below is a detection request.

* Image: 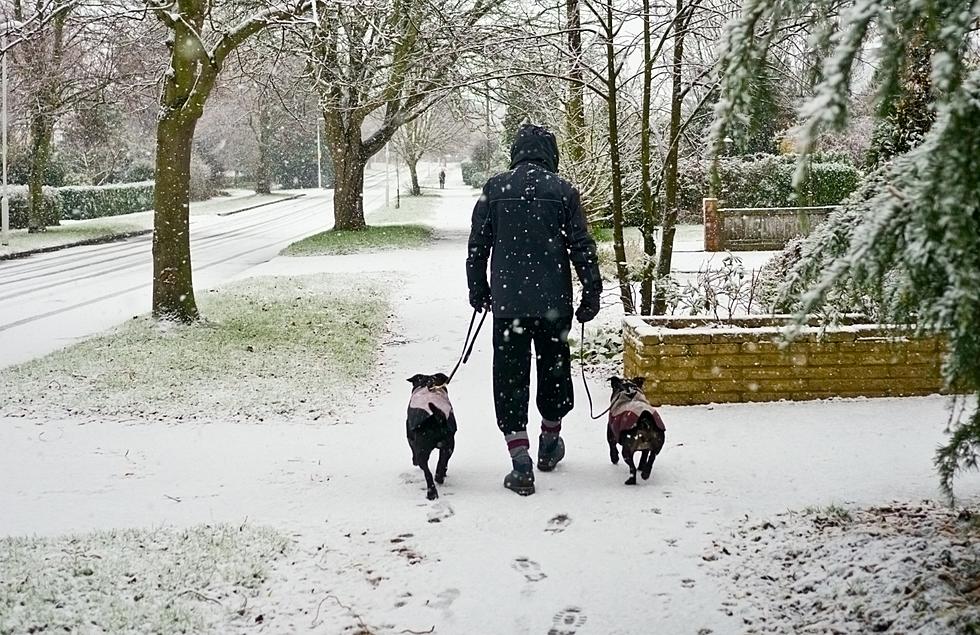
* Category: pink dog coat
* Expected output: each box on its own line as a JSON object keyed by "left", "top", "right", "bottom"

{"left": 608, "top": 391, "right": 666, "bottom": 439}
{"left": 407, "top": 385, "right": 454, "bottom": 432}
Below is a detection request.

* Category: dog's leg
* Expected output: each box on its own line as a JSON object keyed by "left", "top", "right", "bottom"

{"left": 623, "top": 451, "right": 638, "bottom": 486}
{"left": 640, "top": 450, "right": 653, "bottom": 480}
{"left": 607, "top": 425, "right": 619, "bottom": 464}
{"left": 435, "top": 437, "right": 454, "bottom": 484}
{"left": 418, "top": 448, "right": 438, "bottom": 500}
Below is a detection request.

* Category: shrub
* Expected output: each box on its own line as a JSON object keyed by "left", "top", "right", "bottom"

{"left": 6, "top": 185, "right": 62, "bottom": 229}
{"left": 190, "top": 154, "right": 219, "bottom": 201}
{"left": 674, "top": 154, "right": 862, "bottom": 222}
{"left": 461, "top": 161, "right": 490, "bottom": 188}
{"left": 59, "top": 181, "right": 155, "bottom": 221}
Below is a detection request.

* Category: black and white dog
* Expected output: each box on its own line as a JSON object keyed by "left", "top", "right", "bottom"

{"left": 406, "top": 373, "right": 457, "bottom": 500}
{"left": 607, "top": 376, "right": 666, "bottom": 485}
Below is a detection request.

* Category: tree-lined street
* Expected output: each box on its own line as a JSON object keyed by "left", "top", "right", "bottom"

{"left": 0, "top": 171, "right": 388, "bottom": 366}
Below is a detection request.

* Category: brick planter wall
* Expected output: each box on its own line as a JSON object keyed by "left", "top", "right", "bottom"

{"left": 623, "top": 315, "right": 946, "bottom": 406}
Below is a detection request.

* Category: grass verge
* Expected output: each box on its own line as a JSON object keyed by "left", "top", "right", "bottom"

{"left": 0, "top": 525, "right": 286, "bottom": 634}
{"left": 0, "top": 274, "right": 389, "bottom": 423}
{"left": 282, "top": 224, "right": 434, "bottom": 256}
{"left": 368, "top": 190, "right": 443, "bottom": 226}
{"left": 0, "top": 221, "right": 145, "bottom": 258}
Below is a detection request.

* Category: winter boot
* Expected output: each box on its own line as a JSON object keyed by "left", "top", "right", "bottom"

{"left": 504, "top": 456, "right": 535, "bottom": 496}
{"left": 537, "top": 434, "right": 565, "bottom": 472}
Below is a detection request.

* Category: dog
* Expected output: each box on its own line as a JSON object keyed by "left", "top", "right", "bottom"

{"left": 607, "top": 376, "right": 666, "bottom": 485}
{"left": 406, "top": 373, "right": 457, "bottom": 500}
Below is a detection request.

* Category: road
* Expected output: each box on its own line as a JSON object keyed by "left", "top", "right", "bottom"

{"left": 0, "top": 172, "right": 390, "bottom": 368}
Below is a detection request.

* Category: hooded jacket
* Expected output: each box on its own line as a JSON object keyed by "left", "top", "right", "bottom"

{"left": 466, "top": 125, "right": 602, "bottom": 319}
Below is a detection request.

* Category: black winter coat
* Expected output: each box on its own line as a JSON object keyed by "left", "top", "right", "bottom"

{"left": 466, "top": 125, "right": 602, "bottom": 319}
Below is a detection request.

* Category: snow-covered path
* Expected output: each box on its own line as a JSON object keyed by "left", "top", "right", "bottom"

{"left": 3, "top": 179, "right": 979, "bottom": 634}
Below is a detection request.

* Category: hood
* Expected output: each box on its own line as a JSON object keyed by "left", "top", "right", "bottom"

{"left": 509, "top": 124, "right": 559, "bottom": 173}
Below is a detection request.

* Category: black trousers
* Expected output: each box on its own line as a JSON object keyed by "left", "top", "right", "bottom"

{"left": 493, "top": 316, "right": 574, "bottom": 435}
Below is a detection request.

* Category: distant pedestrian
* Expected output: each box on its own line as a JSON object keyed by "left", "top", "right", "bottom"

{"left": 466, "top": 123, "right": 602, "bottom": 496}
{"left": 438, "top": 169, "right": 446, "bottom": 189}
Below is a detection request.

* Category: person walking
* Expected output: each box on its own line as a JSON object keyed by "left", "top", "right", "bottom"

{"left": 466, "top": 124, "right": 602, "bottom": 496}
{"left": 438, "top": 169, "right": 446, "bottom": 189}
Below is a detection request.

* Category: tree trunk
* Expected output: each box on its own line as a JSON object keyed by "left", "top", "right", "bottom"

{"left": 332, "top": 141, "right": 367, "bottom": 230}
{"left": 254, "top": 96, "right": 272, "bottom": 194}
{"left": 27, "top": 113, "right": 55, "bottom": 233}
{"left": 565, "top": 0, "right": 586, "bottom": 166}
{"left": 638, "top": 0, "right": 656, "bottom": 314}
{"left": 152, "top": 116, "right": 199, "bottom": 322}
{"left": 604, "top": 0, "right": 635, "bottom": 315}
{"left": 408, "top": 158, "right": 421, "bottom": 196}
{"left": 652, "top": 0, "right": 686, "bottom": 316}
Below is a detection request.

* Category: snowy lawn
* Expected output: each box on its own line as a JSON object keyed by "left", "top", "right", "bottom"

{"left": 0, "top": 274, "right": 389, "bottom": 423}
{"left": 707, "top": 501, "right": 980, "bottom": 634}
{"left": 0, "top": 524, "right": 287, "bottom": 634}
{"left": 0, "top": 220, "right": 146, "bottom": 258}
{"left": 368, "top": 191, "right": 445, "bottom": 226}
{"left": 281, "top": 224, "right": 434, "bottom": 256}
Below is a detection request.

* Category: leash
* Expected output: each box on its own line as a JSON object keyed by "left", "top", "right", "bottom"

{"left": 581, "top": 322, "right": 612, "bottom": 420}
{"left": 447, "top": 308, "right": 489, "bottom": 383}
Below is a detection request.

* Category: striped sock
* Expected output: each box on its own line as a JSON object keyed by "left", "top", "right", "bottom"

{"left": 540, "top": 419, "right": 562, "bottom": 445}
{"left": 505, "top": 431, "right": 532, "bottom": 470}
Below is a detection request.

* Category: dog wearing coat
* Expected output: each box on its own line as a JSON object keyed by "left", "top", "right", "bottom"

{"left": 607, "top": 376, "right": 666, "bottom": 485}
{"left": 406, "top": 373, "right": 457, "bottom": 500}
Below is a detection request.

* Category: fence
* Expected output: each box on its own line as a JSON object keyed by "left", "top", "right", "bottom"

{"left": 703, "top": 198, "right": 835, "bottom": 251}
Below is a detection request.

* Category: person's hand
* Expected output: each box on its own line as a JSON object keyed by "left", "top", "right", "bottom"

{"left": 470, "top": 288, "right": 492, "bottom": 312}
{"left": 575, "top": 292, "right": 600, "bottom": 323}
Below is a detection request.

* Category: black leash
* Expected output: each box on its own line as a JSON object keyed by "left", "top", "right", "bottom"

{"left": 581, "top": 322, "right": 612, "bottom": 420}
{"left": 447, "top": 308, "right": 489, "bottom": 383}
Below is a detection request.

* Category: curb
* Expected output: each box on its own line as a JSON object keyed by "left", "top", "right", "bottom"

{"left": 0, "top": 193, "right": 308, "bottom": 262}
{"left": 0, "top": 229, "right": 153, "bottom": 262}
{"left": 216, "top": 192, "right": 305, "bottom": 216}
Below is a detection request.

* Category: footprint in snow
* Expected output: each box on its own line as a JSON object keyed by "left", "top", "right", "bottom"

{"left": 427, "top": 501, "right": 455, "bottom": 523}
{"left": 512, "top": 557, "right": 548, "bottom": 582}
{"left": 681, "top": 578, "right": 696, "bottom": 589}
{"left": 429, "top": 588, "right": 460, "bottom": 610}
{"left": 547, "top": 606, "right": 587, "bottom": 635}
{"left": 545, "top": 514, "right": 571, "bottom": 533}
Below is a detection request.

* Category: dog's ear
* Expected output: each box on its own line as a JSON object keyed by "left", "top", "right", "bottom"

{"left": 631, "top": 376, "right": 646, "bottom": 389}
{"left": 407, "top": 374, "right": 425, "bottom": 387}
{"left": 432, "top": 373, "right": 450, "bottom": 386}
{"left": 610, "top": 376, "right": 624, "bottom": 392}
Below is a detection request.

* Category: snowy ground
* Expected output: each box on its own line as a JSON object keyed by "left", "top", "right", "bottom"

{"left": 0, "top": 524, "right": 288, "bottom": 634}
{"left": 2, "top": 171, "right": 979, "bottom": 634}
{"left": 707, "top": 502, "right": 980, "bottom": 633}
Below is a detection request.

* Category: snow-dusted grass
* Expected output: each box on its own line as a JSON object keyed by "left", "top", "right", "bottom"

{"left": 282, "top": 224, "right": 434, "bottom": 256}
{"left": 0, "top": 274, "right": 390, "bottom": 423}
{"left": 0, "top": 524, "right": 287, "bottom": 634}
{"left": 0, "top": 221, "right": 145, "bottom": 257}
{"left": 708, "top": 501, "right": 980, "bottom": 633}
{"left": 368, "top": 190, "right": 444, "bottom": 226}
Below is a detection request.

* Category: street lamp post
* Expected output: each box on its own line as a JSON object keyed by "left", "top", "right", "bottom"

{"left": 0, "top": 21, "right": 21, "bottom": 246}
{"left": 1, "top": 32, "right": 10, "bottom": 246}
{"left": 316, "top": 116, "right": 323, "bottom": 189}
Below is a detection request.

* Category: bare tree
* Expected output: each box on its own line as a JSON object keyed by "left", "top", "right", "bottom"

{"left": 391, "top": 107, "right": 462, "bottom": 195}
{"left": 142, "top": 0, "right": 311, "bottom": 322}
{"left": 304, "top": 0, "right": 504, "bottom": 230}
{"left": 3, "top": 1, "right": 123, "bottom": 231}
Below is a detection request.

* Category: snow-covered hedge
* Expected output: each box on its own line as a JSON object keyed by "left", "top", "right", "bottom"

{"left": 59, "top": 181, "right": 155, "bottom": 221}
{"left": 669, "top": 154, "right": 861, "bottom": 223}
{"left": 6, "top": 185, "right": 62, "bottom": 229}
{"left": 461, "top": 161, "right": 488, "bottom": 188}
